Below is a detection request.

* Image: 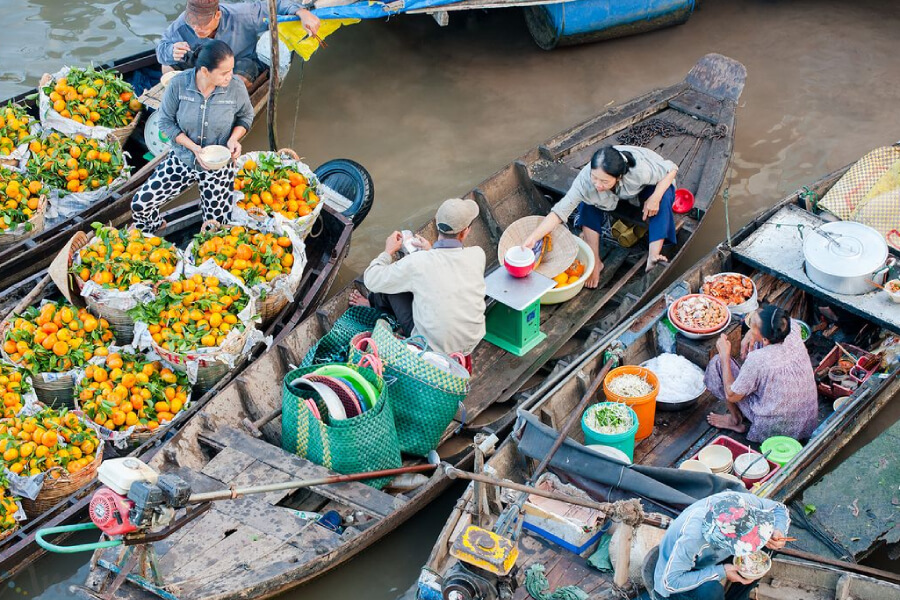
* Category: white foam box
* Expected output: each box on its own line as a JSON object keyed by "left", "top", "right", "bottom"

{"left": 521, "top": 474, "right": 608, "bottom": 554}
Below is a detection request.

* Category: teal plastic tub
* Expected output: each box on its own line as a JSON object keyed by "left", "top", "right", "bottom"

{"left": 581, "top": 403, "right": 639, "bottom": 462}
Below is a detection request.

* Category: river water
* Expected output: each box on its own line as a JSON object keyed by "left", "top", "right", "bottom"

{"left": 1, "top": 0, "right": 899, "bottom": 598}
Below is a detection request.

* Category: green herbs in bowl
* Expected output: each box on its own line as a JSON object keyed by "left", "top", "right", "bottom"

{"left": 586, "top": 402, "right": 634, "bottom": 435}
{"left": 792, "top": 319, "right": 810, "bottom": 343}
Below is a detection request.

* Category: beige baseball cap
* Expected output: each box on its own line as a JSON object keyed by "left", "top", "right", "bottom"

{"left": 435, "top": 198, "right": 479, "bottom": 235}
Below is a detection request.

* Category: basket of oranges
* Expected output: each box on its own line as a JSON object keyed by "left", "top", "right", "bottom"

{"left": 1, "top": 301, "right": 116, "bottom": 408}
{"left": 74, "top": 349, "right": 191, "bottom": 448}
{"left": 0, "top": 406, "right": 103, "bottom": 516}
{"left": 232, "top": 150, "right": 326, "bottom": 240}
{"left": 0, "top": 166, "right": 47, "bottom": 249}
{"left": 0, "top": 472, "right": 23, "bottom": 542}
{"left": 39, "top": 66, "right": 142, "bottom": 145}
{"left": 25, "top": 131, "right": 129, "bottom": 226}
{"left": 186, "top": 223, "right": 305, "bottom": 325}
{"left": 0, "top": 102, "right": 37, "bottom": 169}
{"left": 0, "top": 363, "right": 39, "bottom": 420}
{"left": 71, "top": 224, "right": 182, "bottom": 344}
{"left": 129, "top": 266, "right": 261, "bottom": 392}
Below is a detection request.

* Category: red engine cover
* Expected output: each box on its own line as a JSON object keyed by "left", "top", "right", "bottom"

{"left": 90, "top": 487, "right": 137, "bottom": 536}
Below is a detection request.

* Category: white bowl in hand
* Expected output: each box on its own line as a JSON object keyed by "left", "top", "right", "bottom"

{"left": 199, "top": 145, "right": 231, "bottom": 170}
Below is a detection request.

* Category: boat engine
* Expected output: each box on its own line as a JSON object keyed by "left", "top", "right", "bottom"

{"left": 89, "top": 458, "right": 191, "bottom": 537}
{"left": 441, "top": 563, "right": 499, "bottom": 600}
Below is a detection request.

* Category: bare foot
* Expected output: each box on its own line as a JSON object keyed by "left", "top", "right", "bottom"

{"left": 585, "top": 261, "right": 604, "bottom": 289}
{"left": 646, "top": 254, "right": 669, "bottom": 272}
{"left": 349, "top": 289, "right": 370, "bottom": 307}
{"left": 707, "top": 412, "right": 748, "bottom": 433}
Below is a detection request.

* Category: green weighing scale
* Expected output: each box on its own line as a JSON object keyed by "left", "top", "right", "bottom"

{"left": 482, "top": 267, "right": 557, "bottom": 356}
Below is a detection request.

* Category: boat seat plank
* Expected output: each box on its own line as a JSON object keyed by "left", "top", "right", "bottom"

{"left": 158, "top": 510, "right": 263, "bottom": 574}
{"left": 200, "top": 426, "right": 404, "bottom": 518}
{"left": 228, "top": 459, "right": 299, "bottom": 505}
{"left": 529, "top": 160, "right": 579, "bottom": 197}
{"left": 668, "top": 88, "right": 723, "bottom": 125}
{"left": 201, "top": 446, "right": 257, "bottom": 484}
{"left": 732, "top": 204, "right": 900, "bottom": 333}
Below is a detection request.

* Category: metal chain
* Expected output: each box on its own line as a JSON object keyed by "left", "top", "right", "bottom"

{"left": 616, "top": 118, "right": 727, "bottom": 146}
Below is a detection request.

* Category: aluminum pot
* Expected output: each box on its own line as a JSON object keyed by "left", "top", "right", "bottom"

{"left": 803, "top": 221, "right": 889, "bottom": 295}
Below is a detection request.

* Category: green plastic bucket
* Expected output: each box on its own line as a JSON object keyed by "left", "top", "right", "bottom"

{"left": 760, "top": 436, "right": 803, "bottom": 466}
{"left": 581, "top": 402, "right": 640, "bottom": 462}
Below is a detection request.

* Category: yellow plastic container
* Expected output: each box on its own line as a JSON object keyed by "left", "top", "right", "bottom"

{"left": 603, "top": 365, "right": 659, "bottom": 441}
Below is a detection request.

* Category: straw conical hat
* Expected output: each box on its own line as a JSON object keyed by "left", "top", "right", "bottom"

{"left": 498, "top": 216, "right": 578, "bottom": 279}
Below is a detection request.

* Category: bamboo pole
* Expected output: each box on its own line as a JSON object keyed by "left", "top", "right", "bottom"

{"left": 266, "top": 0, "right": 280, "bottom": 151}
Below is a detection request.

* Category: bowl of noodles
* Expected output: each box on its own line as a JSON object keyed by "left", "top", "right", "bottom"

{"left": 734, "top": 551, "right": 772, "bottom": 581}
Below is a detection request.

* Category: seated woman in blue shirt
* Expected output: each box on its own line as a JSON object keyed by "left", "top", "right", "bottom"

{"left": 131, "top": 41, "right": 253, "bottom": 234}
{"left": 522, "top": 145, "right": 679, "bottom": 286}
{"left": 653, "top": 491, "right": 790, "bottom": 600}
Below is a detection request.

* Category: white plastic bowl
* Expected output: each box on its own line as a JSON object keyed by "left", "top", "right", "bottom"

{"left": 734, "top": 552, "right": 772, "bottom": 581}
{"left": 586, "top": 444, "right": 632, "bottom": 464}
{"left": 734, "top": 452, "right": 771, "bottom": 480}
{"left": 541, "top": 236, "right": 595, "bottom": 305}
{"left": 884, "top": 279, "right": 900, "bottom": 304}
{"left": 160, "top": 71, "right": 178, "bottom": 87}
{"left": 679, "top": 459, "right": 713, "bottom": 474}
{"left": 199, "top": 145, "right": 232, "bottom": 170}
{"left": 702, "top": 272, "right": 758, "bottom": 316}
{"left": 698, "top": 445, "right": 734, "bottom": 473}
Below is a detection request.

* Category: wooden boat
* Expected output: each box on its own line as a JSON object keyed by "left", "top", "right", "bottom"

{"left": 0, "top": 196, "right": 354, "bottom": 579}
{"left": 66, "top": 54, "right": 746, "bottom": 600}
{"left": 413, "top": 165, "right": 900, "bottom": 600}
{"left": 0, "top": 49, "right": 276, "bottom": 293}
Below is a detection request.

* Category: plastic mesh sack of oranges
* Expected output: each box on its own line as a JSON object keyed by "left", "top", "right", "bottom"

{"left": 0, "top": 102, "right": 39, "bottom": 169}
{"left": 1, "top": 301, "right": 116, "bottom": 404}
{"left": 71, "top": 224, "right": 184, "bottom": 317}
{"left": 185, "top": 221, "right": 307, "bottom": 305}
{"left": 38, "top": 66, "right": 142, "bottom": 141}
{"left": 73, "top": 345, "right": 191, "bottom": 449}
{"left": 0, "top": 406, "right": 103, "bottom": 501}
{"left": 129, "top": 261, "right": 269, "bottom": 383}
{"left": 0, "top": 363, "right": 40, "bottom": 420}
{"left": 0, "top": 471, "right": 25, "bottom": 537}
{"left": 26, "top": 130, "right": 130, "bottom": 227}
{"left": 231, "top": 150, "right": 330, "bottom": 240}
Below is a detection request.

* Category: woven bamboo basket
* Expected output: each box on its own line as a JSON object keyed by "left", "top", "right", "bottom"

{"left": 187, "top": 220, "right": 300, "bottom": 327}
{"left": 0, "top": 525, "right": 18, "bottom": 544}
{"left": 75, "top": 390, "right": 191, "bottom": 452}
{"left": 21, "top": 445, "right": 103, "bottom": 516}
{"left": 149, "top": 325, "right": 254, "bottom": 394}
{"left": 108, "top": 112, "right": 141, "bottom": 146}
{"left": 0, "top": 196, "right": 46, "bottom": 250}
{"left": 0, "top": 320, "right": 78, "bottom": 408}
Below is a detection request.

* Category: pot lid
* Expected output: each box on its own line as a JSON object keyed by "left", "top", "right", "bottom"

{"left": 760, "top": 436, "right": 802, "bottom": 465}
{"left": 803, "top": 221, "right": 887, "bottom": 278}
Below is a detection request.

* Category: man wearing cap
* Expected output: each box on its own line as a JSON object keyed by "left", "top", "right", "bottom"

{"left": 653, "top": 491, "right": 790, "bottom": 600}
{"left": 352, "top": 199, "right": 486, "bottom": 359}
{"left": 157, "top": 0, "right": 320, "bottom": 87}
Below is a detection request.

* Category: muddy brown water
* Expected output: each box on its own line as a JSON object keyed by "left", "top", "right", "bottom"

{"left": 1, "top": 0, "right": 899, "bottom": 597}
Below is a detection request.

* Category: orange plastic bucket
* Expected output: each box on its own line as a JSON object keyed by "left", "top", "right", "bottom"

{"left": 603, "top": 366, "right": 659, "bottom": 441}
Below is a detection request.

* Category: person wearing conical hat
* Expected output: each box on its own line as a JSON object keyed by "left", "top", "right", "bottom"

{"left": 351, "top": 199, "right": 486, "bottom": 362}
{"left": 522, "top": 145, "right": 679, "bottom": 285}
{"left": 653, "top": 491, "right": 790, "bottom": 600}
{"left": 157, "top": 0, "right": 320, "bottom": 87}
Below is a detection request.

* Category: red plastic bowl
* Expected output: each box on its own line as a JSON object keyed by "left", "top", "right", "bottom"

{"left": 504, "top": 247, "right": 535, "bottom": 278}
{"left": 673, "top": 188, "right": 695, "bottom": 214}
{"left": 668, "top": 294, "right": 731, "bottom": 334}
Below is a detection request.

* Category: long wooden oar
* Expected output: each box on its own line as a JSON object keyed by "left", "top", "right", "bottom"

{"left": 187, "top": 463, "right": 436, "bottom": 503}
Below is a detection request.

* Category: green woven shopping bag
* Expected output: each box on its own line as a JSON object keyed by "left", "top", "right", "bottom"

{"left": 281, "top": 362, "right": 402, "bottom": 488}
{"left": 300, "top": 306, "right": 383, "bottom": 367}
{"left": 349, "top": 320, "right": 468, "bottom": 457}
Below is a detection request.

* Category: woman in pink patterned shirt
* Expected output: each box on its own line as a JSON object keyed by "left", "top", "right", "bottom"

{"left": 704, "top": 305, "right": 818, "bottom": 442}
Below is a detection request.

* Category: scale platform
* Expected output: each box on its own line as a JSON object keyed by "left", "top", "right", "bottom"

{"left": 483, "top": 268, "right": 556, "bottom": 356}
